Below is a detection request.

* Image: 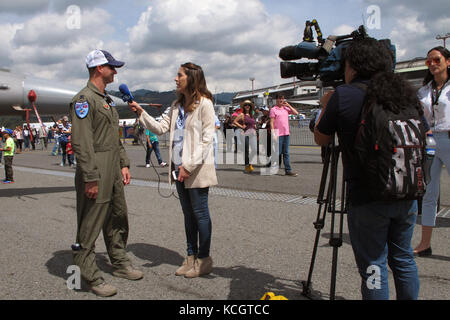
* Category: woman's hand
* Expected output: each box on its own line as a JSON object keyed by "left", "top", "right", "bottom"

{"left": 178, "top": 166, "right": 190, "bottom": 183}
{"left": 128, "top": 101, "right": 144, "bottom": 116}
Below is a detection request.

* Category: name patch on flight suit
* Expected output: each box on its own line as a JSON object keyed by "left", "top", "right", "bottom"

{"left": 75, "top": 101, "right": 89, "bottom": 119}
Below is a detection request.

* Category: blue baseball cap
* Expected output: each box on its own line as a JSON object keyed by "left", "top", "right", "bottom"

{"left": 86, "top": 49, "right": 125, "bottom": 68}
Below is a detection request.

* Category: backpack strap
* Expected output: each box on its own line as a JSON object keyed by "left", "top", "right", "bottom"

{"left": 349, "top": 81, "right": 373, "bottom": 121}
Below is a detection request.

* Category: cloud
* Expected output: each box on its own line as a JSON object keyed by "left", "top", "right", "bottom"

{"left": 13, "top": 8, "right": 113, "bottom": 48}
{"left": 332, "top": 24, "right": 356, "bottom": 36}
{"left": 0, "top": 24, "right": 24, "bottom": 67}
{"left": 50, "top": 0, "right": 109, "bottom": 13}
{"left": 129, "top": 0, "right": 297, "bottom": 56}
{"left": 2, "top": 8, "right": 113, "bottom": 86}
{"left": 124, "top": 0, "right": 299, "bottom": 91}
{"left": 361, "top": 0, "right": 450, "bottom": 60}
{"left": 8, "top": 0, "right": 446, "bottom": 95}
{"left": 0, "top": 0, "right": 50, "bottom": 15}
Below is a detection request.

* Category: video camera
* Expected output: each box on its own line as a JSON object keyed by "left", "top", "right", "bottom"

{"left": 279, "top": 20, "right": 396, "bottom": 86}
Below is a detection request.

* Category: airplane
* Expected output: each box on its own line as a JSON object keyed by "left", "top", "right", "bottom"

{"left": 0, "top": 68, "right": 127, "bottom": 117}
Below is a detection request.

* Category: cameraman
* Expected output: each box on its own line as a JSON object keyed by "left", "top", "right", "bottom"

{"left": 314, "top": 38, "right": 419, "bottom": 300}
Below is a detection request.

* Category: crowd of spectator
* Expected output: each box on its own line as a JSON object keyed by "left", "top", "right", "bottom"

{"left": 0, "top": 116, "right": 74, "bottom": 168}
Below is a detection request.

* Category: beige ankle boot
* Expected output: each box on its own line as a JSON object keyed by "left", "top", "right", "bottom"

{"left": 185, "top": 256, "right": 213, "bottom": 278}
{"left": 175, "top": 255, "right": 195, "bottom": 276}
{"left": 91, "top": 282, "right": 117, "bottom": 297}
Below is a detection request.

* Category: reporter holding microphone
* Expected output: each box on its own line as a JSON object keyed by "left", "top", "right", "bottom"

{"left": 128, "top": 62, "right": 217, "bottom": 278}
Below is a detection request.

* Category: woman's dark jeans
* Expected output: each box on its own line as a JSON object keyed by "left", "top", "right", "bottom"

{"left": 175, "top": 181, "right": 212, "bottom": 259}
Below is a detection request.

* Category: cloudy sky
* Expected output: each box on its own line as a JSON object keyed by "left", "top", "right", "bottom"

{"left": 1, "top": 0, "right": 449, "bottom": 93}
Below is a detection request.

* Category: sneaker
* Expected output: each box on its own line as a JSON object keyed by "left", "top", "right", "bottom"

{"left": 60, "top": 162, "right": 65, "bottom": 167}
{"left": 146, "top": 164, "right": 150, "bottom": 168}
{"left": 285, "top": 171, "right": 297, "bottom": 177}
{"left": 2, "top": 180, "right": 14, "bottom": 184}
{"left": 160, "top": 162, "right": 167, "bottom": 167}
{"left": 112, "top": 265, "right": 144, "bottom": 281}
{"left": 90, "top": 282, "right": 117, "bottom": 297}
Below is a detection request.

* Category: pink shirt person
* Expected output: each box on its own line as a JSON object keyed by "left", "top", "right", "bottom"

{"left": 270, "top": 105, "right": 294, "bottom": 137}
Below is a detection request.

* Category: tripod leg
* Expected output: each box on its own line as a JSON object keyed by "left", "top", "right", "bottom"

{"left": 329, "top": 155, "right": 347, "bottom": 300}
{"left": 302, "top": 145, "right": 333, "bottom": 298}
{"left": 328, "top": 146, "right": 341, "bottom": 300}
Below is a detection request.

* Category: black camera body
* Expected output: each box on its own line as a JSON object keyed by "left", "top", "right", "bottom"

{"left": 279, "top": 22, "right": 396, "bottom": 87}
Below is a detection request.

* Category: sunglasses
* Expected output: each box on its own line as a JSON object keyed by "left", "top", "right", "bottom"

{"left": 101, "top": 64, "right": 116, "bottom": 70}
{"left": 425, "top": 57, "right": 442, "bottom": 66}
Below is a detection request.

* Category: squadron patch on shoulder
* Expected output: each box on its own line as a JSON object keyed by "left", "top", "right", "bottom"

{"left": 75, "top": 101, "right": 89, "bottom": 119}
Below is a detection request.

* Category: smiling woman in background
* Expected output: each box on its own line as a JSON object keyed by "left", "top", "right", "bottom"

{"left": 128, "top": 62, "right": 217, "bottom": 278}
{"left": 414, "top": 46, "right": 450, "bottom": 257}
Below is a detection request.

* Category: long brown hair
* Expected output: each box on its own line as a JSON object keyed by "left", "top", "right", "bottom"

{"left": 176, "top": 62, "right": 213, "bottom": 112}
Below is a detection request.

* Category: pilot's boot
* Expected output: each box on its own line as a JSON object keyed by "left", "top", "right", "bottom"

{"left": 112, "top": 265, "right": 144, "bottom": 280}
{"left": 91, "top": 282, "right": 117, "bottom": 297}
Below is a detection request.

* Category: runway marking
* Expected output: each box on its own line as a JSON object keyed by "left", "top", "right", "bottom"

{"left": 13, "top": 166, "right": 449, "bottom": 215}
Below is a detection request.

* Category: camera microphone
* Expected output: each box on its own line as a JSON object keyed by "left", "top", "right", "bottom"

{"left": 119, "top": 83, "right": 134, "bottom": 103}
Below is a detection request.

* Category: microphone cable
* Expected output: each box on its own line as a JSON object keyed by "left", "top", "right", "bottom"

{"left": 139, "top": 129, "right": 178, "bottom": 199}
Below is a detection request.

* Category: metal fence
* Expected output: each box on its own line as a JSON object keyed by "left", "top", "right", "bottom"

{"left": 288, "top": 119, "right": 316, "bottom": 146}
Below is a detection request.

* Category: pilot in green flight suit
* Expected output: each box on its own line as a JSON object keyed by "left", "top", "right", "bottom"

{"left": 70, "top": 50, "right": 143, "bottom": 297}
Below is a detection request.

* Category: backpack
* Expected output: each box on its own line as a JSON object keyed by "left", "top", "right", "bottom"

{"left": 353, "top": 84, "right": 427, "bottom": 201}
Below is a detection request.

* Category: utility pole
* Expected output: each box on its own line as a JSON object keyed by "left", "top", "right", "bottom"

{"left": 249, "top": 77, "right": 255, "bottom": 98}
{"left": 436, "top": 33, "right": 450, "bottom": 48}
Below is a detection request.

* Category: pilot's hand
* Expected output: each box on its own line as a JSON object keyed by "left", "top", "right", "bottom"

{"left": 122, "top": 167, "right": 131, "bottom": 185}
{"left": 85, "top": 181, "right": 98, "bottom": 199}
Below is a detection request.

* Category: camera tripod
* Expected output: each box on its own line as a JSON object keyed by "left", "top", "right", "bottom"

{"left": 302, "top": 138, "right": 348, "bottom": 300}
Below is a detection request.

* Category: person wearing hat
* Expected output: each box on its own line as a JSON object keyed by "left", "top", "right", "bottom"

{"left": 0, "top": 129, "right": 15, "bottom": 184}
{"left": 69, "top": 49, "right": 143, "bottom": 297}
{"left": 233, "top": 100, "right": 257, "bottom": 173}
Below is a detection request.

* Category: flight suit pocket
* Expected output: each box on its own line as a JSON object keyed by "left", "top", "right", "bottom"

{"left": 94, "top": 151, "right": 114, "bottom": 203}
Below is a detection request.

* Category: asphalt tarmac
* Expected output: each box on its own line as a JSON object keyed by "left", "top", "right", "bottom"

{"left": 0, "top": 142, "right": 448, "bottom": 300}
